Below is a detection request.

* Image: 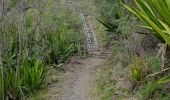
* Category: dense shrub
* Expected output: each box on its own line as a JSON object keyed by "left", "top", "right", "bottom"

{"left": 0, "top": 0, "right": 84, "bottom": 99}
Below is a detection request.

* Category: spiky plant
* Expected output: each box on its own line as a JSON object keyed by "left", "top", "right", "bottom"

{"left": 123, "top": 0, "right": 170, "bottom": 44}
{"left": 124, "top": 0, "right": 170, "bottom": 84}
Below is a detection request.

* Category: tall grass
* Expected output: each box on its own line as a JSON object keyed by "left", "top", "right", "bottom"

{"left": 0, "top": 59, "right": 45, "bottom": 99}
{"left": 47, "top": 27, "right": 77, "bottom": 64}
{"left": 0, "top": 0, "right": 84, "bottom": 99}
{"left": 22, "top": 59, "right": 45, "bottom": 93}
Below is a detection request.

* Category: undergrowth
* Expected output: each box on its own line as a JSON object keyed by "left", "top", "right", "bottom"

{"left": 0, "top": 0, "right": 85, "bottom": 99}
{"left": 95, "top": 63, "right": 116, "bottom": 100}
{"left": 83, "top": 0, "right": 170, "bottom": 99}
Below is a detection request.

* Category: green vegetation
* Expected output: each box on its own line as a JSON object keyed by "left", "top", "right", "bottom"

{"left": 1, "top": 0, "right": 170, "bottom": 99}
{"left": 123, "top": 0, "right": 170, "bottom": 44}
{"left": 138, "top": 82, "right": 162, "bottom": 99}
{"left": 95, "top": 63, "right": 116, "bottom": 100}
{"left": 0, "top": 0, "right": 84, "bottom": 99}
{"left": 82, "top": 0, "right": 170, "bottom": 99}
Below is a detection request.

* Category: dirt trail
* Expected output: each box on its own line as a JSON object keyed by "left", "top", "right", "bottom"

{"left": 59, "top": 57, "right": 108, "bottom": 100}
{"left": 46, "top": 1, "right": 112, "bottom": 99}
{"left": 42, "top": 47, "right": 111, "bottom": 100}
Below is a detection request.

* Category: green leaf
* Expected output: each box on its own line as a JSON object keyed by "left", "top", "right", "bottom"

{"left": 123, "top": 0, "right": 170, "bottom": 45}
{"left": 136, "top": 25, "right": 153, "bottom": 31}
{"left": 157, "top": 74, "right": 170, "bottom": 84}
{"left": 152, "top": 0, "right": 170, "bottom": 26}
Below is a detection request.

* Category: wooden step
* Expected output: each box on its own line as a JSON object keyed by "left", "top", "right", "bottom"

{"left": 92, "top": 55, "right": 108, "bottom": 59}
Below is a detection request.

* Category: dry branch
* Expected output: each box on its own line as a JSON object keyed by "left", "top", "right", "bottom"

{"left": 146, "top": 67, "right": 170, "bottom": 79}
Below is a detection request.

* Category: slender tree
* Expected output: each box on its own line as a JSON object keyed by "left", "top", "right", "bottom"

{"left": 0, "top": 0, "right": 6, "bottom": 99}
{"left": 0, "top": 47, "right": 4, "bottom": 100}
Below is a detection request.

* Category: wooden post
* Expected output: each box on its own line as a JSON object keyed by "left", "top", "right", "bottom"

{"left": 158, "top": 43, "right": 167, "bottom": 70}
{"left": 161, "top": 43, "right": 167, "bottom": 69}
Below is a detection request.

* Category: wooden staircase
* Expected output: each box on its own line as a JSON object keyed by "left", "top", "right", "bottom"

{"left": 81, "top": 13, "right": 110, "bottom": 58}
{"left": 67, "top": 0, "right": 111, "bottom": 59}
